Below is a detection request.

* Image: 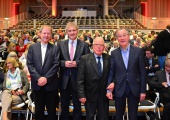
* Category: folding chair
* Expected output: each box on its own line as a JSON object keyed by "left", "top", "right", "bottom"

{"left": 0, "top": 94, "right": 29, "bottom": 120}
{"left": 138, "top": 92, "right": 160, "bottom": 120}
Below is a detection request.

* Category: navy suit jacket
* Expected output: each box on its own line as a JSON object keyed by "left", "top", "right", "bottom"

{"left": 108, "top": 45, "right": 146, "bottom": 97}
{"left": 58, "top": 39, "right": 90, "bottom": 91}
{"left": 27, "top": 42, "right": 60, "bottom": 91}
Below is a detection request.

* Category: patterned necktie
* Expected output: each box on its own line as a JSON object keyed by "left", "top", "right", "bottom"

{"left": 70, "top": 41, "right": 74, "bottom": 61}
{"left": 97, "top": 57, "right": 102, "bottom": 77}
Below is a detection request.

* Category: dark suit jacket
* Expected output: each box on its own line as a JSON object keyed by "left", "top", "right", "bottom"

{"left": 58, "top": 39, "right": 90, "bottom": 91}
{"left": 27, "top": 42, "right": 60, "bottom": 91}
{"left": 108, "top": 45, "right": 146, "bottom": 97}
{"left": 150, "top": 70, "right": 167, "bottom": 89}
{"left": 77, "top": 53, "right": 110, "bottom": 102}
{"left": 144, "top": 57, "right": 160, "bottom": 75}
{"left": 154, "top": 29, "right": 170, "bottom": 56}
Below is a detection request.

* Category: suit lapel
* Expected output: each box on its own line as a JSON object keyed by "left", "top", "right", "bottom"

{"left": 37, "top": 42, "right": 42, "bottom": 65}
{"left": 102, "top": 54, "right": 109, "bottom": 74}
{"left": 64, "top": 40, "right": 70, "bottom": 60}
{"left": 127, "top": 45, "right": 134, "bottom": 70}
{"left": 90, "top": 54, "right": 100, "bottom": 77}
{"left": 116, "top": 48, "right": 126, "bottom": 70}
{"left": 74, "top": 40, "right": 82, "bottom": 60}
{"left": 43, "top": 43, "right": 51, "bottom": 66}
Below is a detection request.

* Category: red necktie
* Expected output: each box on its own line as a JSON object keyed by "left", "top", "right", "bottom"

{"left": 70, "top": 41, "right": 74, "bottom": 61}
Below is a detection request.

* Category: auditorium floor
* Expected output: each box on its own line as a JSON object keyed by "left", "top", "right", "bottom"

{"left": 10, "top": 113, "right": 162, "bottom": 120}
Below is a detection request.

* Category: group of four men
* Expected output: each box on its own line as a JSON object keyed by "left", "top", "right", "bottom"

{"left": 27, "top": 22, "right": 146, "bottom": 120}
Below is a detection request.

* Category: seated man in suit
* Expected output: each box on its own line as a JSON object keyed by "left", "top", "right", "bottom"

{"left": 145, "top": 47, "right": 160, "bottom": 100}
{"left": 145, "top": 47, "right": 160, "bottom": 83}
{"left": 150, "top": 58, "right": 170, "bottom": 120}
{"left": 77, "top": 37, "right": 110, "bottom": 120}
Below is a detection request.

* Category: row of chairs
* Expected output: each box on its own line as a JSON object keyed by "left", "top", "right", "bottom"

{"left": 0, "top": 90, "right": 161, "bottom": 120}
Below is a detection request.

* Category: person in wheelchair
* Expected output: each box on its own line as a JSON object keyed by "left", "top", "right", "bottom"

{"left": 0, "top": 57, "right": 29, "bottom": 120}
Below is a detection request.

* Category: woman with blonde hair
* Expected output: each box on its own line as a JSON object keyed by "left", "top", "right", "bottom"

{"left": 1, "top": 57, "right": 29, "bottom": 120}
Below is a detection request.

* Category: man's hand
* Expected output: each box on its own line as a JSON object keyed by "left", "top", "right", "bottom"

{"left": 106, "top": 92, "right": 113, "bottom": 100}
{"left": 107, "top": 83, "right": 115, "bottom": 92}
{"left": 79, "top": 98, "right": 86, "bottom": 104}
{"left": 37, "top": 77, "right": 47, "bottom": 86}
{"left": 140, "top": 93, "right": 146, "bottom": 101}
{"left": 65, "top": 61, "right": 77, "bottom": 68}
{"left": 162, "top": 82, "right": 168, "bottom": 87}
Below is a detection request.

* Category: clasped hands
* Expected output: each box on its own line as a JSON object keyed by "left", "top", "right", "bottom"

{"left": 37, "top": 77, "right": 47, "bottom": 86}
{"left": 65, "top": 61, "right": 77, "bottom": 68}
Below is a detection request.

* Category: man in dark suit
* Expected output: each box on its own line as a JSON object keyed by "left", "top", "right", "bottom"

{"left": 77, "top": 37, "right": 110, "bottom": 120}
{"left": 27, "top": 25, "right": 60, "bottom": 120}
{"left": 106, "top": 28, "right": 146, "bottom": 120}
{"left": 154, "top": 24, "right": 170, "bottom": 70}
{"left": 58, "top": 22, "right": 90, "bottom": 120}
{"left": 145, "top": 47, "right": 160, "bottom": 83}
{"left": 150, "top": 58, "right": 170, "bottom": 120}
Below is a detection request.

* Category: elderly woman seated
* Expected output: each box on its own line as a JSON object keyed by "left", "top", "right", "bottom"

{"left": 1, "top": 57, "right": 29, "bottom": 120}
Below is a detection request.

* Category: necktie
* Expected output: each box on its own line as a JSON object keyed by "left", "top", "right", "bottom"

{"left": 70, "top": 41, "right": 74, "bottom": 61}
{"left": 149, "top": 58, "right": 152, "bottom": 67}
{"left": 97, "top": 57, "right": 102, "bottom": 77}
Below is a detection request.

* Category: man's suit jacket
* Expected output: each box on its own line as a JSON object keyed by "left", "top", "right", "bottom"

{"left": 108, "top": 45, "right": 146, "bottom": 97}
{"left": 144, "top": 57, "right": 160, "bottom": 75}
{"left": 58, "top": 39, "right": 90, "bottom": 91}
{"left": 150, "top": 70, "right": 167, "bottom": 89}
{"left": 77, "top": 53, "right": 110, "bottom": 102}
{"left": 27, "top": 42, "right": 60, "bottom": 91}
{"left": 154, "top": 29, "right": 170, "bottom": 56}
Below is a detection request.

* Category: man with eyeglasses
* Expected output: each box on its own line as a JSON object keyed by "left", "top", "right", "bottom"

{"left": 106, "top": 28, "right": 146, "bottom": 120}
{"left": 150, "top": 58, "right": 170, "bottom": 120}
{"left": 77, "top": 37, "right": 110, "bottom": 120}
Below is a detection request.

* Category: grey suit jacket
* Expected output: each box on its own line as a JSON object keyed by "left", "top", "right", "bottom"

{"left": 77, "top": 53, "right": 110, "bottom": 102}
{"left": 58, "top": 39, "right": 90, "bottom": 90}
{"left": 108, "top": 45, "right": 146, "bottom": 97}
{"left": 27, "top": 42, "right": 60, "bottom": 91}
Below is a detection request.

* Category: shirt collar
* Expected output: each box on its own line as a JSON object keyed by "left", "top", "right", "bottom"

{"left": 69, "top": 39, "right": 77, "bottom": 44}
{"left": 120, "top": 44, "right": 130, "bottom": 52}
{"left": 94, "top": 53, "right": 102, "bottom": 58}
{"left": 41, "top": 43, "right": 48, "bottom": 48}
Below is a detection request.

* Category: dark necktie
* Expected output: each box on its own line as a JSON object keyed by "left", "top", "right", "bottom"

{"left": 97, "top": 57, "right": 102, "bottom": 77}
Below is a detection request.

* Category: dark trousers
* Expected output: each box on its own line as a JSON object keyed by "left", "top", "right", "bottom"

{"left": 115, "top": 83, "right": 140, "bottom": 120}
{"left": 163, "top": 103, "right": 170, "bottom": 120}
{"left": 33, "top": 87, "right": 58, "bottom": 120}
{"left": 60, "top": 79, "right": 82, "bottom": 120}
{"left": 85, "top": 92, "right": 109, "bottom": 120}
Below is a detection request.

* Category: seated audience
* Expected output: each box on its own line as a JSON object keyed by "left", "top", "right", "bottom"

{"left": 15, "top": 37, "right": 27, "bottom": 57}
{"left": 150, "top": 58, "right": 170, "bottom": 120}
{"left": 0, "top": 57, "right": 29, "bottom": 120}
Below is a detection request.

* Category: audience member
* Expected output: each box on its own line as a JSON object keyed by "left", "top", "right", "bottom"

{"left": 15, "top": 37, "right": 27, "bottom": 57}
{"left": 154, "top": 25, "right": 170, "bottom": 70}
{"left": 1, "top": 57, "right": 29, "bottom": 120}
{"left": 150, "top": 58, "right": 170, "bottom": 120}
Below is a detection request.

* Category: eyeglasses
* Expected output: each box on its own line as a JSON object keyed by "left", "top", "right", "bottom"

{"left": 93, "top": 44, "right": 104, "bottom": 47}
